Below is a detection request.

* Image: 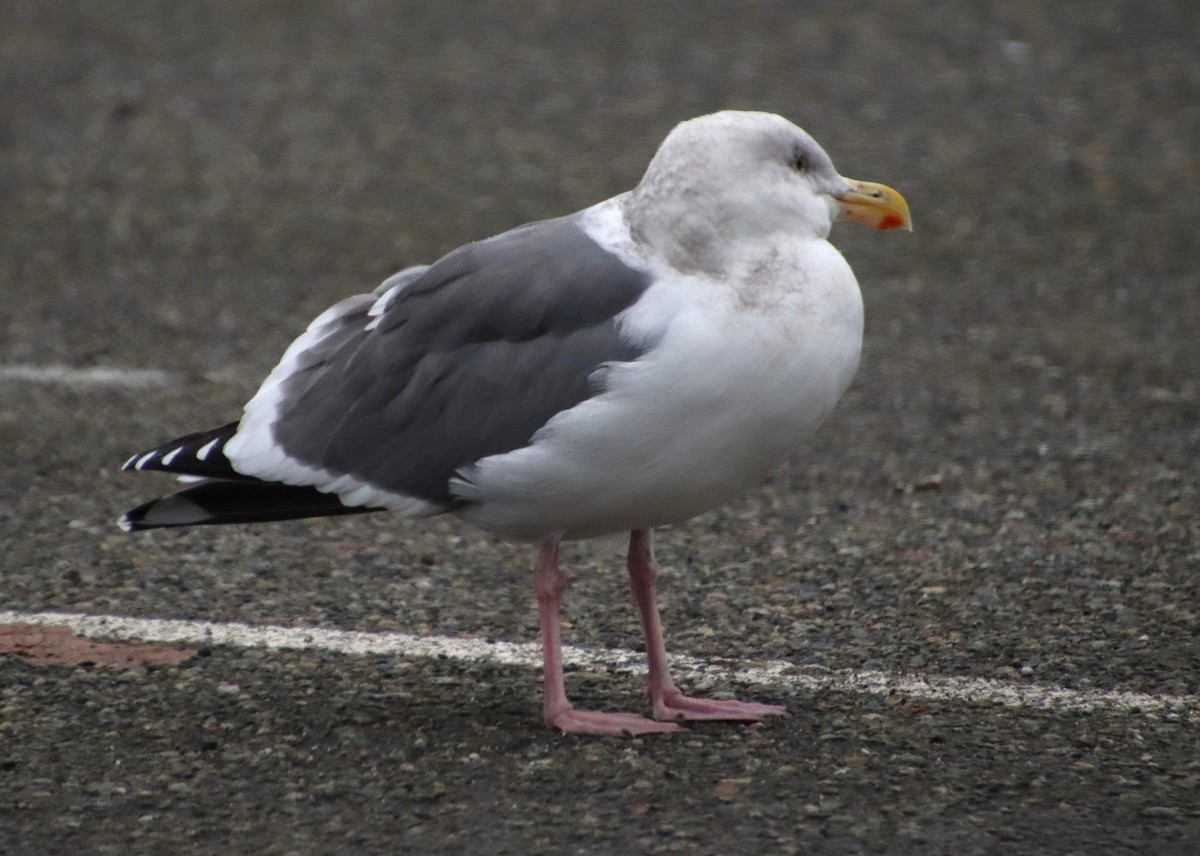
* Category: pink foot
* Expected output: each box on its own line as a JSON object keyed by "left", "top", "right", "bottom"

{"left": 652, "top": 690, "right": 786, "bottom": 723}
{"left": 547, "top": 706, "right": 684, "bottom": 737}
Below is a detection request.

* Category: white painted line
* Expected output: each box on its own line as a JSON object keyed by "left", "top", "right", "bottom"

{"left": 1, "top": 609, "right": 1195, "bottom": 721}
{"left": 0, "top": 364, "right": 173, "bottom": 389}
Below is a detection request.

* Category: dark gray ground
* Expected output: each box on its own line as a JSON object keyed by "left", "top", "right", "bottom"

{"left": 2, "top": 1, "right": 1199, "bottom": 853}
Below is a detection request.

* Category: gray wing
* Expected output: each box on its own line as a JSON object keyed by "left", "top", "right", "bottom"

{"left": 266, "top": 215, "right": 651, "bottom": 506}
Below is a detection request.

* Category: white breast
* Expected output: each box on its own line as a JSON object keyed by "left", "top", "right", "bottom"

{"left": 453, "top": 203, "right": 864, "bottom": 541}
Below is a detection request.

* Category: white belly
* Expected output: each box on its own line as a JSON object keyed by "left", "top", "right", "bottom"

{"left": 454, "top": 243, "right": 864, "bottom": 541}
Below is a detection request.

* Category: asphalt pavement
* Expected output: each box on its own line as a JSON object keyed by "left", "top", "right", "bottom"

{"left": 2, "top": 1, "right": 1198, "bottom": 853}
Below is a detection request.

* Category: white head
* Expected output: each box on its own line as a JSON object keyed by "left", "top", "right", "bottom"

{"left": 623, "top": 111, "right": 909, "bottom": 275}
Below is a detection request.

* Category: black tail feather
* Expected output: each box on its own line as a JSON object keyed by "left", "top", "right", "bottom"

{"left": 122, "top": 422, "right": 253, "bottom": 481}
{"left": 119, "top": 480, "right": 382, "bottom": 531}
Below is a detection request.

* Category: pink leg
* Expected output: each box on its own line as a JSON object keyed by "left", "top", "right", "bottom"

{"left": 534, "top": 539, "right": 680, "bottom": 736}
{"left": 628, "top": 529, "right": 786, "bottom": 723}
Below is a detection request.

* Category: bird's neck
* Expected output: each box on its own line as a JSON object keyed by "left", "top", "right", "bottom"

{"left": 622, "top": 184, "right": 791, "bottom": 279}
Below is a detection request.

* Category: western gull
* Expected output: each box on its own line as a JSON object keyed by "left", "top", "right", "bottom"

{"left": 120, "top": 111, "right": 911, "bottom": 736}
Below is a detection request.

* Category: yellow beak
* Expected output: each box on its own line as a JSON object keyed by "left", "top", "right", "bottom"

{"left": 836, "top": 179, "right": 912, "bottom": 231}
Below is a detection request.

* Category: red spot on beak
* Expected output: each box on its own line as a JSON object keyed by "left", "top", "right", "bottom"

{"left": 878, "top": 213, "right": 904, "bottom": 230}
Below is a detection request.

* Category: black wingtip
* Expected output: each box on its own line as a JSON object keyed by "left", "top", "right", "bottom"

{"left": 119, "top": 491, "right": 219, "bottom": 531}
{"left": 122, "top": 422, "right": 251, "bottom": 481}
{"left": 118, "top": 480, "right": 383, "bottom": 532}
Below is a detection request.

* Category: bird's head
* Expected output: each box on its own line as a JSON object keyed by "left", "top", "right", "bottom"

{"left": 626, "top": 111, "right": 910, "bottom": 273}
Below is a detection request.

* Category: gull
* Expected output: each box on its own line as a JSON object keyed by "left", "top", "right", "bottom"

{"left": 121, "top": 111, "right": 911, "bottom": 736}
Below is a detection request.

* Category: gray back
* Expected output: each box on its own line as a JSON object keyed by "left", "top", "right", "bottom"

{"left": 272, "top": 215, "right": 651, "bottom": 505}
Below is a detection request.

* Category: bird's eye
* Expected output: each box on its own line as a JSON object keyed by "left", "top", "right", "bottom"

{"left": 791, "top": 151, "right": 809, "bottom": 173}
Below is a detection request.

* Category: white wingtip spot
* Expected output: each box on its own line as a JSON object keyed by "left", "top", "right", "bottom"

{"left": 161, "top": 446, "right": 184, "bottom": 467}
{"left": 116, "top": 515, "right": 134, "bottom": 532}
{"left": 196, "top": 438, "right": 221, "bottom": 461}
{"left": 134, "top": 451, "right": 157, "bottom": 470}
{"left": 122, "top": 454, "right": 140, "bottom": 471}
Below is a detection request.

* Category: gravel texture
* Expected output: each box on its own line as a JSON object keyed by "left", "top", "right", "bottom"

{"left": 2, "top": 1, "right": 1198, "bottom": 853}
